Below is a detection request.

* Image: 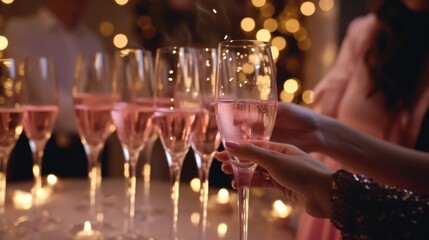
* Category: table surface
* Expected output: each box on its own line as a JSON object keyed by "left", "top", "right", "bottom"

{"left": 3, "top": 177, "right": 297, "bottom": 240}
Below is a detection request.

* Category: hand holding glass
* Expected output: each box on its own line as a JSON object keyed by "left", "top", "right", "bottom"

{"left": 215, "top": 40, "right": 278, "bottom": 240}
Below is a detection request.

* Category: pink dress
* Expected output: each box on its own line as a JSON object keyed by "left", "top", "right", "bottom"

{"left": 296, "top": 13, "right": 429, "bottom": 240}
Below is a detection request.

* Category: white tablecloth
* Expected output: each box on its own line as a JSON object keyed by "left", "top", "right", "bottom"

{"left": 4, "top": 177, "right": 297, "bottom": 240}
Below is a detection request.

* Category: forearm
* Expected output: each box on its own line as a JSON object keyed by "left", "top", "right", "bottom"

{"left": 318, "top": 115, "right": 429, "bottom": 193}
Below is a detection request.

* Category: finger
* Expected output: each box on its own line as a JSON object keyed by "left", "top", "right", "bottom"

{"left": 221, "top": 162, "right": 234, "bottom": 174}
{"left": 215, "top": 151, "right": 229, "bottom": 162}
{"left": 224, "top": 141, "right": 283, "bottom": 171}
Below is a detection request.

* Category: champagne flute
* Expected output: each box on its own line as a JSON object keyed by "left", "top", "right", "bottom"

{"left": 17, "top": 57, "right": 60, "bottom": 234}
{"left": 215, "top": 40, "right": 278, "bottom": 240}
{"left": 73, "top": 52, "right": 116, "bottom": 232}
{"left": 111, "top": 48, "right": 154, "bottom": 239}
{"left": 190, "top": 48, "right": 221, "bottom": 240}
{"left": 153, "top": 46, "right": 203, "bottom": 240}
{"left": 0, "top": 59, "right": 24, "bottom": 237}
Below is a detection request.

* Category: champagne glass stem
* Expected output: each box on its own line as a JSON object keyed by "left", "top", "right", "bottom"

{"left": 123, "top": 150, "right": 139, "bottom": 234}
{"left": 0, "top": 151, "right": 8, "bottom": 232}
{"left": 195, "top": 154, "right": 212, "bottom": 240}
{"left": 86, "top": 144, "right": 103, "bottom": 227}
{"left": 238, "top": 187, "right": 250, "bottom": 240}
{"left": 167, "top": 154, "right": 184, "bottom": 240}
{"left": 29, "top": 140, "right": 46, "bottom": 220}
{"left": 142, "top": 135, "right": 156, "bottom": 212}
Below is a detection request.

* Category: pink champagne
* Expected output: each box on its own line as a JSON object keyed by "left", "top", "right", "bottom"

{"left": 23, "top": 105, "right": 59, "bottom": 141}
{"left": 153, "top": 108, "right": 202, "bottom": 159}
{"left": 0, "top": 109, "right": 24, "bottom": 149}
{"left": 191, "top": 110, "right": 221, "bottom": 158}
{"left": 73, "top": 93, "right": 118, "bottom": 106}
{"left": 215, "top": 100, "right": 277, "bottom": 168}
{"left": 111, "top": 102, "right": 154, "bottom": 152}
{"left": 74, "top": 104, "right": 114, "bottom": 146}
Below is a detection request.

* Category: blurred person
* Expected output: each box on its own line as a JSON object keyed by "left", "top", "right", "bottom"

{"left": 216, "top": 102, "right": 429, "bottom": 239}
{"left": 297, "top": 0, "right": 429, "bottom": 238}
{"left": 3, "top": 0, "right": 106, "bottom": 180}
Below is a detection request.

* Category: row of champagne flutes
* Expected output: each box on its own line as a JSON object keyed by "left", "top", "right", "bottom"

{"left": 0, "top": 39, "right": 277, "bottom": 240}
{"left": 0, "top": 47, "right": 222, "bottom": 239}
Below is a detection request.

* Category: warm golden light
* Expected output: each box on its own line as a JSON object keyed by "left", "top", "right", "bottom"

{"left": 272, "top": 200, "right": 292, "bottom": 218}
{"left": 15, "top": 125, "right": 23, "bottom": 136}
{"left": 301, "top": 1, "right": 316, "bottom": 16}
{"left": 83, "top": 221, "right": 92, "bottom": 231}
{"left": 217, "top": 223, "right": 228, "bottom": 239}
{"left": 241, "top": 17, "right": 256, "bottom": 32}
{"left": 271, "top": 46, "right": 279, "bottom": 61}
{"left": 1, "top": 0, "right": 14, "bottom": 4}
{"left": 190, "top": 178, "right": 201, "bottom": 192}
{"left": 302, "top": 90, "right": 315, "bottom": 104}
{"left": 47, "top": 174, "right": 58, "bottom": 186}
{"left": 280, "top": 90, "right": 294, "bottom": 102}
{"left": 256, "top": 29, "right": 271, "bottom": 42}
{"left": 113, "top": 34, "right": 128, "bottom": 49}
{"left": 261, "top": 3, "right": 275, "bottom": 18}
{"left": 285, "top": 19, "right": 300, "bottom": 33}
{"left": 0, "top": 35, "right": 8, "bottom": 51}
{"left": 99, "top": 21, "right": 114, "bottom": 36}
{"left": 114, "top": 0, "right": 128, "bottom": 6}
{"left": 319, "top": 0, "right": 334, "bottom": 11}
{"left": 251, "top": 0, "right": 266, "bottom": 8}
{"left": 190, "top": 212, "right": 200, "bottom": 226}
{"left": 217, "top": 188, "right": 230, "bottom": 204}
{"left": 13, "top": 190, "right": 32, "bottom": 210}
{"left": 263, "top": 18, "right": 278, "bottom": 32}
{"left": 272, "top": 36, "right": 287, "bottom": 51}
{"left": 283, "top": 78, "right": 300, "bottom": 94}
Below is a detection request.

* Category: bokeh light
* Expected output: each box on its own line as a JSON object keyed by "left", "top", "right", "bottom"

{"left": 302, "top": 90, "right": 315, "bottom": 104}
{"left": 0, "top": 35, "right": 8, "bottom": 51}
{"left": 252, "top": 0, "right": 266, "bottom": 8}
{"left": 283, "top": 78, "right": 300, "bottom": 94}
{"left": 115, "top": 0, "right": 128, "bottom": 6}
{"left": 319, "top": 0, "right": 334, "bottom": 11}
{"left": 113, "top": 34, "right": 128, "bottom": 49}
{"left": 99, "top": 21, "right": 114, "bottom": 36}
{"left": 241, "top": 17, "right": 256, "bottom": 32}
{"left": 285, "top": 19, "right": 300, "bottom": 33}
{"left": 271, "top": 36, "right": 287, "bottom": 51}
{"left": 263, "top": 18, "right": 278, "bottom": 32}
{"left": 256, "top": 29, "right": 271, "bottom": 42}
{"left": 301, "top": 1, "right": 316, "bottom": 16}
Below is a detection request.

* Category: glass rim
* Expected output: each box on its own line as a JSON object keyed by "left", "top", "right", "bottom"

{"left": 218, "top": 39, "right": 269, "bottom": 48}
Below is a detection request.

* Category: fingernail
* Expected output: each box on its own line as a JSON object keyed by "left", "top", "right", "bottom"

{"left": 225, "top": 141, "right": 240, "bottom": 152}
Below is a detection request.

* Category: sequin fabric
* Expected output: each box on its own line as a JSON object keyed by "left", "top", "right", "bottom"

{"left": 330, "top": 169, "right": 429, "bottom": 240}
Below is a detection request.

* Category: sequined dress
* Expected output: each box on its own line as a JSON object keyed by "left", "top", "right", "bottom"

{"left": 331, "top": 170, "right": 429, "bottom": 240}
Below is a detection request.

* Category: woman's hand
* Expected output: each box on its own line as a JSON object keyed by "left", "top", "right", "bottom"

{"left": 271, "top": 102, "right": 325, "bottom": 153}
{"left": 216, "top": 141, "right": 333, "bottom": 218}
